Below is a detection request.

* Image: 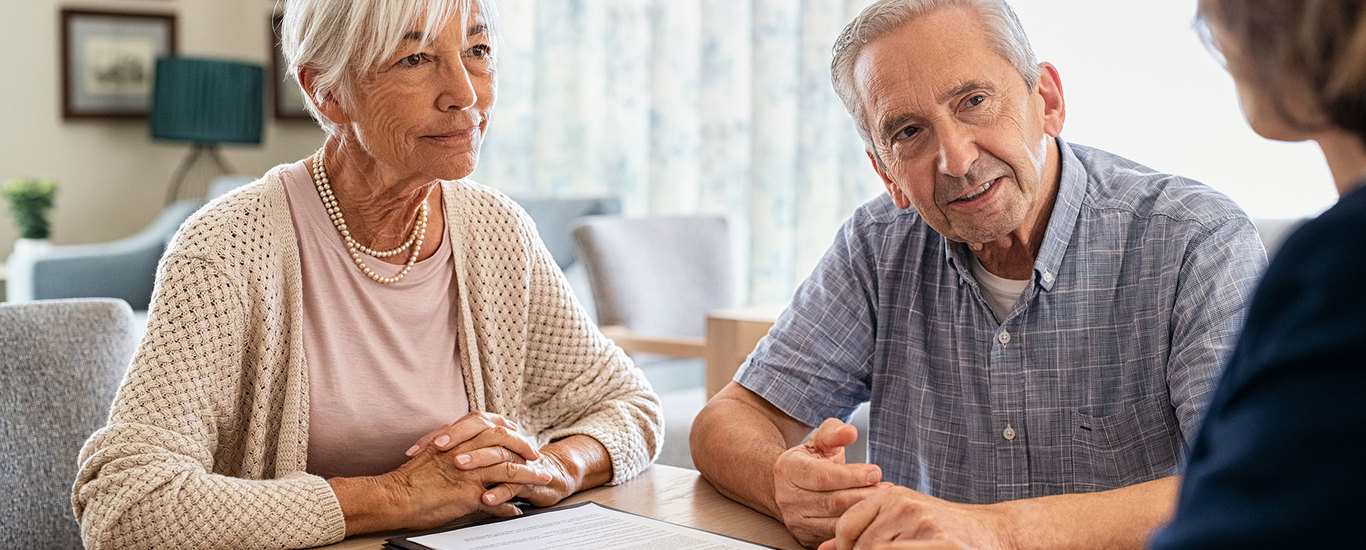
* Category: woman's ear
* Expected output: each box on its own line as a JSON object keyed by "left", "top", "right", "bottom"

{"left": 297, "top": 66, "right": 349, "bottom": 125}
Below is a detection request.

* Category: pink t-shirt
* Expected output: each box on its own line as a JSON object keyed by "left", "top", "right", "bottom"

{"left": 282, "top": 160, "right": 470, "bottom": 479}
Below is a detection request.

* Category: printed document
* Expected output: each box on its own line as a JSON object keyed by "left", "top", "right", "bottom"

{"left": 405, "top": 502, "right": 773, "bottom": 550}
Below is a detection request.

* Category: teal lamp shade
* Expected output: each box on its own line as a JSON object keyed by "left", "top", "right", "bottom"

{"left": 151, "top": 57, "right": 263, "bottom": 144}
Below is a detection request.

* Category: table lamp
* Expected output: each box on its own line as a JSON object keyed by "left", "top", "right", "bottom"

{"left": 150, "top": 57, "right": 263, "bottom": 203}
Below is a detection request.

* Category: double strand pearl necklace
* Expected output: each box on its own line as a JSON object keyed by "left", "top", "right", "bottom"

{"left": 310, "top": 148, "right": 428, "bottom": 284}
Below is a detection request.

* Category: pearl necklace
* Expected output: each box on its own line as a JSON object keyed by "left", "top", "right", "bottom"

{"left": 310, "top": 148, "right": 428, "bottom": 284}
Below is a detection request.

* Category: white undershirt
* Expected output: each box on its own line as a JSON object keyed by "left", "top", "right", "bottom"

{"left": 971, "top": 257, "right": 1031, "bottom": 323}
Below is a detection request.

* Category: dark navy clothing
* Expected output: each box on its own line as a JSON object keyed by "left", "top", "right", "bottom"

{"left": 1151, "top": 181, "right": 1366, "bottom": 548}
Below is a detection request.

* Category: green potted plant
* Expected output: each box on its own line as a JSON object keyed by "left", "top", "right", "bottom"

{"left": 1, "top": 177, "right": 57, "bottom": 242}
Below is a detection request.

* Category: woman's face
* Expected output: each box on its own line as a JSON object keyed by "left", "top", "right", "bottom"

{"left": 333, "top": 3, "right": 496, "bottom": 182}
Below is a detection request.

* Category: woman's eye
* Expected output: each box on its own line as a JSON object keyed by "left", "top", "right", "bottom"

{"left": 467, "top": 44, "right": 492, "bottom": 60}
{"left": 397, "top": 53, "right": 426, "bottom": 68}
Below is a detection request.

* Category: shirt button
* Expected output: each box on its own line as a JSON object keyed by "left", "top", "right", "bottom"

{"left": 1003, "top": 425, "right": 1016, "bottom": 440}
{"left": 1043, "top": 271, "right": 1055, "bottom": 283}
{"left": 997, "top": 330, "right": 1011, "bottom": 345}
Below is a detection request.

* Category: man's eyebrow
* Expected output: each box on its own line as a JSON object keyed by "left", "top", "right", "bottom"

{"left": 937, "top": 80, "right": 994, "bottom": 103}
{"left": 879, "top": 112, "right": 918, "bottom": 142}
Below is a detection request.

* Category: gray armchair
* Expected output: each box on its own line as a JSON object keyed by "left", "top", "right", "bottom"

{"left": 510, "top": 196, "right": 621, "bottom": 322}
{"left": 571, "top": 215, "right": 735, "bottom": 468}
{"left": 0, "top": 298, "right": 136, "bottom": 549}
{"left": 5, "top": 176, "right": 253, "bottom": 310}
{"left": 6, "top": 200, "right": 200, "bottom": 310}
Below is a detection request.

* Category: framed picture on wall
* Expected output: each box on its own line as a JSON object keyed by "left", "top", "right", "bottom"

{"left": 270, "top": 13, "right": 312, "bottom": 121}
{"left": 60, "top": 9, "right": 176, "bottom": 119}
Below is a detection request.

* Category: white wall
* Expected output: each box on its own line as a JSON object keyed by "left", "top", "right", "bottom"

{"left": 0, "top": 0, "right": 325, "bottom": 260}
{"left": 1012, "top": 0, "right": 1337, "bottom": 219}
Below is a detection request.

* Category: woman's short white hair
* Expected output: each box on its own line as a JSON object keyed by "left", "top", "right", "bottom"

{"left": 279, "top": 0, "right": 500, "bottom": 135}
{"left": 830, "top": 0, "right": 1039, "bottom": 153}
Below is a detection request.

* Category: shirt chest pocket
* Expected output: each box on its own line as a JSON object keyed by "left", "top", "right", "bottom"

{"left": 1066, "top": 396, "right": 1182, "bottom": 494}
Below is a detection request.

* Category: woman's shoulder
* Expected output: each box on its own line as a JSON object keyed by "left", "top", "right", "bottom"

{"left": 167, "top": 165, "right": 296, "bottom": 263}
{"left": 442, "top": 178, "right": 537, "bottom": 234}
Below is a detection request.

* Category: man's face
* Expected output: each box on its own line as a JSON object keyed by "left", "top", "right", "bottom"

{"left": 855, "top": 5, "right": 1064, "bottom": 245}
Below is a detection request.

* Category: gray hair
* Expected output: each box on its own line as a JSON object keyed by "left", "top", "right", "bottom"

{"left": 279, "top": 0, "right": 500, "bottom": 135}
{"left": 830, "top": 0, "right": 1039, "bottom": 153}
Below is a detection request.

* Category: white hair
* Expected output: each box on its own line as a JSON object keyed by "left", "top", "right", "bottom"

{"left": 830, "top": 0, "right": 1039, "bottom": 153}
{"left": 279, "top": 0, "right": 500, "bottom": 135}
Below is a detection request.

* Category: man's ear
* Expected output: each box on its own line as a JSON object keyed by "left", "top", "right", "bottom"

{"left": 1036, "top": 62, "right": 1065, "bottom": 138}
{"left": 868, "top": 150, "right": 911, "bottom": 209}
{"left": 297, "top": 66, "right": 349, "bottom": 125}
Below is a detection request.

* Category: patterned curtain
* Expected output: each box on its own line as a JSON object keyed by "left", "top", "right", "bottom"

{"left": 472, "top": 0, "right": 882, "bottom": 303}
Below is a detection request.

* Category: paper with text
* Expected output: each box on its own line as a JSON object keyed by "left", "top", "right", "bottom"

{"left": 408, "top": 502, "right": 772, "bottom": 550}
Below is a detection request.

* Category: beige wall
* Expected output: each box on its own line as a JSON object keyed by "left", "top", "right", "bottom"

{"left": 0, "top": 0, "right": 325, "bottom": 259}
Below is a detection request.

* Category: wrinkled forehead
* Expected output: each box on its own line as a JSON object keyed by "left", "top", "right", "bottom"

{"left": 851, "top": 11, "right": 1018, "bottom": 126}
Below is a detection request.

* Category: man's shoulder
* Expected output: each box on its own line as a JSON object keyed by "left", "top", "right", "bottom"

{"left": 1070, "top": 143, "right": 1249, "bottom": 228}
{"left": 847, "top": 193, "right": 934, "bottom": 240}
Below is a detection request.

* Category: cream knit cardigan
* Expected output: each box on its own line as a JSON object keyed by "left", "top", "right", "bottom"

{"left": 72, "top": 165, "right": 662, "bottom": 549}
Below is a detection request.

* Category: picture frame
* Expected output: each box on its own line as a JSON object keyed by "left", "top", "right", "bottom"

{"left": 60, "top": 9, "right": 176, "bottom": 119}
{"left": 270, "top": 13, "right": 312, "bottom": 121}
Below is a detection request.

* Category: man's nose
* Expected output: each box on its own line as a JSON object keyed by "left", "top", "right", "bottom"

{"left": 935, "top": 124, "right": 978, "bottom": 178}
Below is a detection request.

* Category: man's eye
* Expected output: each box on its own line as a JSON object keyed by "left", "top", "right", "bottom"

{"left": 966, "top": 94, "right": 985, "bottom": 108}
{"left": 896, "top": 126, "right": 920, "bottom": 140}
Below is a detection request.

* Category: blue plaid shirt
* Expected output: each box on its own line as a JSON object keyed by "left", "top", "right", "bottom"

{"left": 736, "top": 140, "right": 1265, "bottom": 504}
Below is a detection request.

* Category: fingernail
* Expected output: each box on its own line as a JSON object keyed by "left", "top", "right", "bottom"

{"left": 513, "top": 508, "right": 523, "bottom": 516}
{"left": 866, "top": 471, "right": 879, "bottom": 485}
{"left": 484, "top": 492, "right": 497, "bottom": 504}
{"left": 405, "top": 444, "right": 420, "bottom": 457}
{"left": 540, "top": 472, "right": 553, "bottom": 482}
{"left": 456, "top": 454, "right": 471, "bottom": 465}
{"left": 434, "top": 435, "right": 451, "bottom": 448}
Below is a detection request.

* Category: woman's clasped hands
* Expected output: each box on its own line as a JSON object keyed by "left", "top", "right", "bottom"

{"left": 386, "top": 411, "right": 577, "bottom": 528}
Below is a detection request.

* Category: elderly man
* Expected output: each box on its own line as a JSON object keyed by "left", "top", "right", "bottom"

{"left": 690, "top": 0, "right": 1265, "bottom": 548}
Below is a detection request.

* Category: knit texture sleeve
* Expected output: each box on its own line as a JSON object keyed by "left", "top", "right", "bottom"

{"left": 455, "top": 186, "right": 662, "bottom": 485}
{"left": 72, "top": 216, "right": 345, "bottom": 548}
{"left": 521, "top": 229, "right": 663, "bottom": 484}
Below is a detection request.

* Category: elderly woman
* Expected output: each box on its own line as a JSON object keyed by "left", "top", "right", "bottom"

{"left": 1148, "top": 0, "right": 1366, "bottom": 547}
{"left": 71, "top": 0, "right": 661, "bottom": 547}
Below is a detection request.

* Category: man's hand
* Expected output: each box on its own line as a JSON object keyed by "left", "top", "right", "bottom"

{"left": 817, "top": 485, "right": 1015, "bottom": 550}
{"left": 773, "top": 418, "right": 886, "bottom": 547}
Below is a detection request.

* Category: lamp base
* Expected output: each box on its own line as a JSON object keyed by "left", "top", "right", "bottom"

{"left": 165, "top": 143, "right": 233, "bottom": 204}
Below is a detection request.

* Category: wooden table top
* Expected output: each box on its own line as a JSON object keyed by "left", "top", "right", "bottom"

{"left": 319, "top": 464, "right": 802, "bottom": 549}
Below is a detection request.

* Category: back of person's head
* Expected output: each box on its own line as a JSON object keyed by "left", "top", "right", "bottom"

{"left": 1198, "top": 0, "right": 1366, "bottom": 143}
{"left": 829, "top": 0, "right": 1039, "bottom": 151}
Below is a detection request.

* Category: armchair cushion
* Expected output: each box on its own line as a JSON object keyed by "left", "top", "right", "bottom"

{"left": 0, "top": 298, "right": 136, "bottom": 548}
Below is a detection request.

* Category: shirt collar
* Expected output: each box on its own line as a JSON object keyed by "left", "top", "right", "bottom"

{"left": 942, "top": 137, "right": 1085, "bottom": 292}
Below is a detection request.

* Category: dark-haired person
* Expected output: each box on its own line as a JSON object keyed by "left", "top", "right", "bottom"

{"left": 1151, "top": 0, "right": 1366, "bottom": 546}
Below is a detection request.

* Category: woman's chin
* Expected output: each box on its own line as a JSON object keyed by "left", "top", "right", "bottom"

{"left": 428, "top": 154, "right": 481, "bottom": 181}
